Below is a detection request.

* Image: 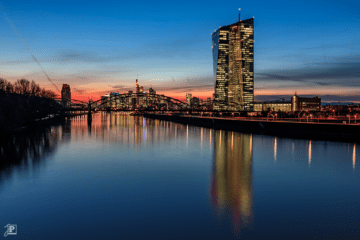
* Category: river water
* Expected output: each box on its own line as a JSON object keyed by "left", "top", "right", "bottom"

{"left": 0, "top": 113, "right": 359, "bottom": 239}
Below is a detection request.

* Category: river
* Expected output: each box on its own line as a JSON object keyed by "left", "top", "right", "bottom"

{"left": 0, "top": 112, "right": 359, "bottom": 239}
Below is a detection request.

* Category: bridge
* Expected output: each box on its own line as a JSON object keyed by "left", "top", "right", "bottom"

{"left": 56, "top": 92, "right": 251, "bottom": 113}
{"left": 56, "top": 92, "right": 215, "bottom": 112}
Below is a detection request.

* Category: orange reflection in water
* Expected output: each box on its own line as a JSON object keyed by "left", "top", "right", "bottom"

{"left": 71, "top": 113, "right": 192, "bottom": 148}
{"left": 353, "top": 143, "right": 356, "bottom": 170}
{"left": 309, "top": 140, "right": 312, "bottom": 166}
{"left": 211, "top": 131, "right": 253, "bottom": 234}
{"left": 274, "top": 137, "right": 277, "bottom": 161}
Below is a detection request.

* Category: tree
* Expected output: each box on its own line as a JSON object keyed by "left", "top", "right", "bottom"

{"left": 0, "top": 78, "right": 7, "bottom": 91}
{"left": 5, "top": 82, "right": 14, "bottom": 93}
{"left": 30, "top": 80, "right": 41, "bottom": 96}
{"left": 14, "top": 79, "right": 31, "bottom": 95}
{"left": 43, "top": 90, "right": 56, "bottom": 99}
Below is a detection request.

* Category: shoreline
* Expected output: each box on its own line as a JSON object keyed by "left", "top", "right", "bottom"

{"left": 1, "top": 112, "right": 87, "bottom": 136}
{"left": 143, "top": 113, "right": 360, "bottom": 142}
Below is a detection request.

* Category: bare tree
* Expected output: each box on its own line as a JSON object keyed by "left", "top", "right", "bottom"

{"left": 0, "top": 78, "right": 55, "bottom": 99}
{"left": 30, "top": 80, "right": 41, "bottom": 96}
{"left": 0, "top": 78, "right": 7, "bottom": 91}
{"left": 14, "top": 79, "right": 30, "bottom": 95}
{"left": 5, "top": 82, "right": 14, "bottom": 93}
{"left": 43, "top": 90, "right": 56, "bottom": 99}
{"left": 39, "top": 88, "right": 47, "bottom": 97}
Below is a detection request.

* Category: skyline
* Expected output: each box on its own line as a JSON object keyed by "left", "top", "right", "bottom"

{"left": 0, "top": 0, "right": 359, "bottom": 102}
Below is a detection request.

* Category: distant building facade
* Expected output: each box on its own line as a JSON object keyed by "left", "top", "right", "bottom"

{"left": 254, "top": 102, "right": 291, "bottom": 112}
{"left": 212, "top": 17, "right": 254, "bottom": 111}
{"left": 291, "top": 95, "right": 321, "bottom": 112}
{"left": 61, "top": 84, "right": 71, "bottom": 107}
{"left": 254, "top": 95, "right": 321, "bottom": 112}
{"left": 101, "top": 94, "right": 110, "bottom": 107}
{"left": 186, "top": 93, "right": 192, "bottom": 107}
{"left": 191, "top": 97, "right": 200, "bottom": 107}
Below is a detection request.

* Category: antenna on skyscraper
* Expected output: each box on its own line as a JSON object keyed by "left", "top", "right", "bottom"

{"left": 238, "top": 8, "right": 241, "bottom": 22}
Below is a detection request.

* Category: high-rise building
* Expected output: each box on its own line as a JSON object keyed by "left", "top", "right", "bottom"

{"left": 61, "top": 84, "right": 71, "bottom": 107}
{"left": 212, "top": 16, "right": 254, "bottom": 111}
{"left": 101, "top": 94, "right": 110, "bottom": 107}
{"left": 186, "top": 93, "right": 192, "bottom": 107}
{"left": 136, "top": 77, "right": 140, "bottom": 94}
{"left": 149, "top": 88, "right": 156, "bottom": 106}
{"left": 191, "top": 97, "right": 200, "bottom": 107}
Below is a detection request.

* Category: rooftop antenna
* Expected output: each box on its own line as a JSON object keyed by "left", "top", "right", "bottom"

{"left": 238, "top": 8, "right": 241, "bottom": 22}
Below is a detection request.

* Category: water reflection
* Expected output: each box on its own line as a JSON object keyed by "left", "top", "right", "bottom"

{"left": 274, "top": 137, "right": 277, "bottom": 161}
{"left": 309, "top": 140, "right": 312, "bottom": 166}
{"left": 353, "top": 143, "right": 356, "bottom": 170}
{"left": 2, "top": 113, "right": 360, "bottom": 239}
{"left": 72, "top": 113, "right": 205, "bottom": 148}
{"left": 211, "top": 131, "right": 253, "bottom": 233}
{"left": 0, "top": 124, "right": 63, "bottom": 183}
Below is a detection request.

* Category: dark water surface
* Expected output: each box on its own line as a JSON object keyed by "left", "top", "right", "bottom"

{"left": 0, "top": 113, "right": 359, "bottom": 239}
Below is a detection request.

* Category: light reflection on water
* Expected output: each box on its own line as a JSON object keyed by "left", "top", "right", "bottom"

{"left": 211, "top": 131, "right": 253, "bottom": 235}
{"left": 0, "top": 112, "right": 360, "bottom": 239}
{"left": 353, "top": 143, "right": 356, "bottom": 170}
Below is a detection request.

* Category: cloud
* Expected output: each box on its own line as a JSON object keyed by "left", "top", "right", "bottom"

{"left": 148, "top": 74, "right": 215, "bottom": 93}
{"left": 54, "top": 51, "right": 102, "bottom": 63}
{"left": 72, "top": 87, "right": 86, "bottom": 95}
{"left": 107, "top": 84, "right": 134, "bottom": 92}
{"left": 90, "top": 74, "right": 215, "bottom": 96}
{"left": 256, "top": 54, "right": 360, "bottom": 87}
{"left": 155, "top": 84, "right": 214, "bottom": 93}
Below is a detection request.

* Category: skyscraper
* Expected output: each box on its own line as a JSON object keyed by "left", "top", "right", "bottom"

{"left": 186, "top": 93, "right": 192, "bottom": 107}
{"left": 136, "top": 77, "right": 140, "bottom": 94}
{"left": 61, "top": 84, "right": 71, "bottom": 107}
{"left": 212, "top": 16, "right": 254, "bottom": 111}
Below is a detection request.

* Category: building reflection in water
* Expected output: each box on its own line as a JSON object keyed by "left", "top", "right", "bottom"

{"left": 309, "top": 140, "right": 312, "bottom": 166}
{"left": 87, "top": 114, "right": 92, "bottom": 136}
{"left": 211, "top": 131, "right": 253, "bottom": 234}
{"left": 274, "top": 137, "right": 277, "bottom": 161}
{"left": 77, "top": 113, "right": 201, "bottom": 149}
{"left": 353, "top": 143, "right": 356, "bottom": 170}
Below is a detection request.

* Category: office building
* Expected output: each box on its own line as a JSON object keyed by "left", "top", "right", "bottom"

{"left": 191, "top": 97, "right": 200, "bottom": 107}
{"left": 254, "top": 102, "right": 291, "bottom": 112}
{"left": 291, "top": 94, "right": 321, "bottom": 112}
{"left": 136, "top": 77, "right": 140, "bottom": 94}
{"left": 186, "top": 93, "right": 192, "bottom": 107}
{"left": 212, "top": 16, "right": 254, "bottom": 111}
{"left": 101, "top": 94, "right": 110, "bottom": 107}
{"left": 253, "top": 94, "right": 321, "bottom": 112}
{"left": 149, "top": 88, "right": 156, "bottom": 106}
{"left": 61, "top": 84, "right": 71, "bottom": 107}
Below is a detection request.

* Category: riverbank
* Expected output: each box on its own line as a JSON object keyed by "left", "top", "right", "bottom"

{"left": 1, "top": 112, "right": 87, "bottom": 136}
{"left": 0, "top": 89, "right": 61, "bottom": 134}
{"left": 144, "top": 113, "right": 360, "bottom": 142}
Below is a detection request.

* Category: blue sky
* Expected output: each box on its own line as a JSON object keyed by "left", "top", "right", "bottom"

{"left": 0, "top": 0, "right": 359, "bottom": 101}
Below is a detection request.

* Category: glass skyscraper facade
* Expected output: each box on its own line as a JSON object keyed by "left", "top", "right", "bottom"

{"left": 212, "top": 18, "right": 254, "bottom": 111}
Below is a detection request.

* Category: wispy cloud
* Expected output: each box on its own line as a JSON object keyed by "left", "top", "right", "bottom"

{"left": 257, "top": 54, "right": 360, "bottom": 87}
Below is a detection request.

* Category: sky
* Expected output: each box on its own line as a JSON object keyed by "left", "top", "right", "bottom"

{"left": 0, "top": 0, "right": 359, "bottom": 102}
